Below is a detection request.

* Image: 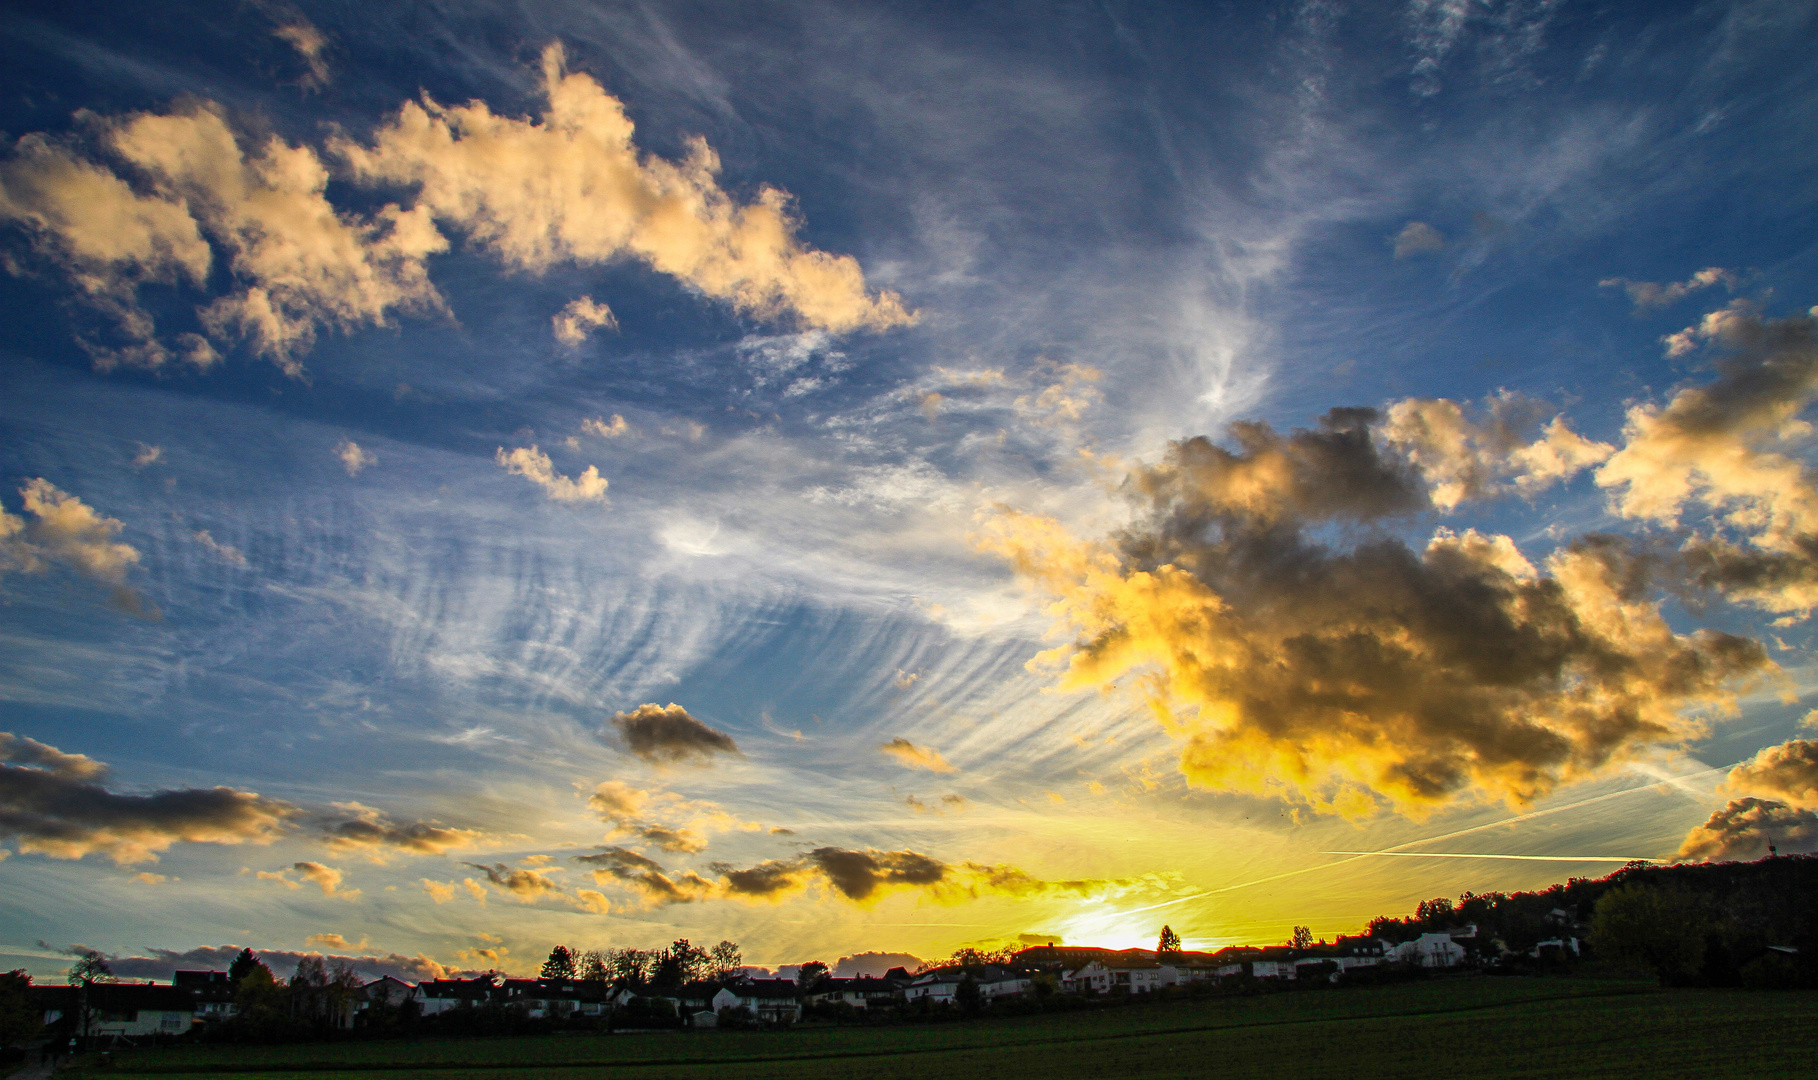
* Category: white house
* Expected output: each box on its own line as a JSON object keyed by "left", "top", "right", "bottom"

{"left": 1391, "top": 933, "right": 1467, "bottom": 968}
{"left": 713, "top": 979, "right": 801, "bottom": 1024}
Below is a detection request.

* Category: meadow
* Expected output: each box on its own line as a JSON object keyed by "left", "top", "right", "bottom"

{"left": 74, "top": 978, "right": 1818, "bottom": 1080}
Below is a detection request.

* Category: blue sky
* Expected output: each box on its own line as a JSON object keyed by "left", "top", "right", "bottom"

{"left": 3, "top": 0, "right": 1818, "bottom": 981}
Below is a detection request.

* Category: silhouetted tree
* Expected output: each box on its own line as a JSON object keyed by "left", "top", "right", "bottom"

{"left": 541, "top": 945, "right": 577, "bottom": 980}
{"left": 1157, "top": 926, "right": 1182, "bottom": 954}
{"left": 608, "top": 948, "right": 652, "bottom": 987}
{"left": 954, "top": 973, "right": 982, "bottom": 1014}
{"left": 796, "top": 961, "right": 829, "bottom": 990}
{"left": 66, "top": 950, "right": 113, "bottom": 1043}
{"left": 708, "top": 940, "right": 743, "bottom": 980}
{"left": 578, "top": 950, "right": 610, "bottom": 986}
{"left": 1591, "top": 883, "right": 1714, "bottom": 986}
{"left": 0, "top": 970, "right": 39, "bottom": 1047}
{"left": 1290, "top": 926, "right": 1313, "bottom": 950}
{"left": 228, "top": 948, "right": 263, "bottom": 984}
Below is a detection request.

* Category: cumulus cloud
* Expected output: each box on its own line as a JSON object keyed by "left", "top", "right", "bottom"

{"left": 580, "top": 414, "right": 629, "bottom": 439}
{"left": 0, "top": 135, "right": 212, "bottom": 369}
{"left": 257, "top": 861, "right": 356, "bottom": 898}
{"left": 336, "top": 441, "right": 375, "bottom": 476}
{"left": 1, "top": 732, "right": 295, "bottom": 863}
{"left": 978, "top": 407, "right": 1773, "bottom": 815}
{"left": 833, "top": 952, "right": 924, "bottom": 978}
{"left": 585, "top": 779, "right": 750, "bottom": 853}
{"left": 192, "top": 530, "right": 248, "bottom": 568}
{"left": 879, "top": 737, "right": 956, "bottom": 773}
{"left": 305, "top": 933, "right": 364, "bottom": 950}
{"left": 1380, "top": 393, "right": 1613, "bottom": 509}
{"left": 1677, "top": 797, "right": 1818, "bottom": 861}
{"left": 321, "top": 804, "right": 481, "bottom": 858}
{"left": 606, "top": 703, "right": 741, "bottom": 766}
{"left": 464, "top": 862, "right": 563, "bottom": 902}
{"left": 552, "top": 296, "right": 617, "bottom": 345}
{"left": 1598, "top": 309, "right": 1818, "bottom": 614}
{"left": 420, "top": 878, "right": 457, "bottom": 904}
{"left": 102, "top": 104, "right": 448, "bottom": 377}
{"left": 1601, "top": 267, "right": 1736, "bottom": 310}
{"left": 577, "top": 844, "right": 1164, "bottom": 911}
{"left": 266, "top": 9, "right": 331, "bottom": 89}
{"left": 1392, "top": 221, "right": 1445, "bottom": 257}
{"left": 335, "top": 44, "right": 912, "bottom": 334}
{"left": 1, "top": 480, "right": 148, "bottom": 614}
{"left": 496, "top": 445, "right": 608, "bottom": 503}
{"left": 92, "top": 943, "right": 454, "bottom": 984}
{"left": 1722, "top": 739, "right": 1818, "bottom": 809}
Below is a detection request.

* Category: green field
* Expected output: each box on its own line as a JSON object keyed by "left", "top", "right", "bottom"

{"left": 76, "top": 979, "right": 1818, "bottom": 1080}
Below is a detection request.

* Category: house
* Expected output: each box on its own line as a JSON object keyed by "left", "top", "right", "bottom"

{"left": 417, "top": 975, "right": 505, "bottom": 1015}
{"left": 712, "top": 979, "right": 801, "bottom": 1024}
{"left": 1061, "top": 959, "right": 1180, "bottom": 994}
{"left": 1391, "top": 932, "right": 1467, "bottom": 968}
{"left": 173, "top": 970, "right": 237, "bottom": 1023}
{"left": 35, "top": 983, "right": 195, "bottom": 1042}
{"left": 361, "top": 976, "right": 416, "bottom": 1010}
{"left": 806, "top": 976, "right": 901, "bottom": 1009}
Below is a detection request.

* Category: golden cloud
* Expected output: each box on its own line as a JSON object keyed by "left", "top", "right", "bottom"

{"left": 1677, "top": 797, "right": 1818, "bottom": 861}
{"left": 335, "top": 44, "right": 912, "bottom": 334}
{"left": 1722, "top": 739, "right": 1818, "bottom": 809}
{"left": 495, "top": 445, "right": 608, "bottom": 503}
{"left": 879, "top": 737, "right": 956, "bottom": 774}
{"left": 1, "top": 732, "right": 295, "bottom": 864}
{"left": 977, "top": 407, "right": 1773, "bottom": 816}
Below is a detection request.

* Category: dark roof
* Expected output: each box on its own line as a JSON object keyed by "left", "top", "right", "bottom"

{"left": 33, "top": 984, "right": 194, "bottom": 1011}
{"left": 882, "top": 967, "right": 912, "bottom": 983}
{"left": 726, "top": 978, "right": 800, "bottom": 1000}
{"left": 173, "top": 971, "right": 230, "bottom": 988}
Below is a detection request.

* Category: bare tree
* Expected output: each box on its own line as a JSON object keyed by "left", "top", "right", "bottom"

{"left": 708, "top": 940, "right": 743, "bottom": 981}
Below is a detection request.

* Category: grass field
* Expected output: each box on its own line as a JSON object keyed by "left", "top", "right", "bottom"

{"left": 75, "top": 978, "right": 1818, "bottom": 1080}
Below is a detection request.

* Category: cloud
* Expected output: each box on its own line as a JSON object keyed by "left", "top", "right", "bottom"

{"left": 552, "top": 296, "right": 617, "bottom": 345}
{"left": 100, "top": 103, "right": 448, "bottom": 377}
{"left": 267, "top": 10, "right": 331, "bottom": 89}
{"left": 1597, "top": 309, "right": 1818, "bottom": 615}
{"left": 1, "top": 732, "right": 295, "bottom": 863}
{"left": 420, "top": 878, "right": 457, "bottom": 904}
{"left": 904, "top": 793, "right": 969, "bottom": 814}
{"left": 336, "top": 441, "right": 375, "bottom": 476}
{"left": 258, "top": 861, "right": 357, "bottom": 898}
{"left": 585, "top": 779, "right": 753, "bottom": 853}
{"left": 1723, "top": 739, "right": 1818, "bottom": 809}
{"left": 305, "top": 933, "right": 365, "bottom": 950}
{"left": 0, "top": 135, "right": 212, "bottom": 370}
{"left": 192, "top": 530, "right": 247, "bottom": 568}
{"left": 580, "top": 414, "right": 629, "bottom": 439}
{"left": 1601, "top": 267, "right": 1736, "bottom": 310}
{"left": 634, "top": 824, "right": 706, "bottom": 853}
{"left": 1677, "top": 797, "right": 1818, "bottom": 861}
{"left": 464, "top": 862, "right": 563, "bottom": 902}
{"left": 335, "top": 44, "right": 912, "bottom": 334}
{"left": 496, "top": 445, "right": 608, "bottom": 503}
{"left": 879, "top": 737, "right": 956, "bottom": 773}
{"left": 1380, "top": 393, "right": 1613, "bottom": 510}
{"left": 130, "top": 444, "right": 163, "bottom": 469}
{"left": 93, "top": 943, "right": 453, "bottom": 984}
{"left": 576, "top": 847, "right": 718, "bottom": 907}
{"left": 321, "top": 804, "right": 480, "bottom": 858}
{"left": 131, "top": 872, "right": 169, "bottom": 885}
{"left": 607, "top": 703, "right": 741, "bottom": 766}
{"left": 1, "top": 480, "right": 146, "bottom": 606}
{"left": 832, "top": 952, "right": 924, "bottom": 978}
{"left": 1392, "top": 221, "right": 1445, "bottom": 257}
{"left": 977, "top": 407, "right": 1773, "bottom": 815}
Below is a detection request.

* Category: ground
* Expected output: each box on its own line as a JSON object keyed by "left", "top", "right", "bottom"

{"left": 45, "top": 979, "right": 1818, "bottom": 1079}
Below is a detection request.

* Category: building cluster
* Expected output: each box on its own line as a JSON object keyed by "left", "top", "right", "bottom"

{"left": 28, "top": 921, "right": 1548, "bottom": 1045}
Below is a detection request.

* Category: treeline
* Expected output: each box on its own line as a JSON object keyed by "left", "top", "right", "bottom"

{"left": 534, "top": 939, "right": 744, "bottom": 989}
{"left": 1361, "top": 854, "right": 1817, "bottom": 988}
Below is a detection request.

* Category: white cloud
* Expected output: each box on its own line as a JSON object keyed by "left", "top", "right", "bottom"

{"left": 496, "top": 445, "right": 609, "bottom": 502}
{"left": 552, "top": 296, "right": 618, "bottom": 345}
{"left": 336, "top": 441, "right": 375, "bottom": 476}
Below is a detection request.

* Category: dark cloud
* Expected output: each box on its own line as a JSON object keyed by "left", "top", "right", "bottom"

{"left": 69, "top": 943, "right": 458, "bottom": 984}
{"left": 717, "top": 858, "right": 810, "bottom": 899}
{"left": 573, "top": 846, "right": 664, "bottom": 874}
{"left": 1677, "top": 797, "right": 1818, "bottom": 862}
{"left": 980, "top": 406, "right": 1773, "bottom": 814}
{"left": 463, "top": 862, "right": 562, "bottom": 901}
{"left": 575, "top": 847, "right": 715, "bottom": 907}
{"left": 0, "top": 732, "right": 296, "bottom": 863}
{"left": 809, "top": 846, "right": 945, "bottom": 901}
{"left": 606, "top": 703, "right": 741, "bottom": 766}
{"left": 634, "top": 824, "right": 705, "bottom": 853}
{"left": 322, "top": 806, "right": 480, "bottom": 856}
{"left": 1723, "top": 739, "right": 1818, "bottom": 809}
{"left": 832, "top": 952, "right": 924, "bottom": 977}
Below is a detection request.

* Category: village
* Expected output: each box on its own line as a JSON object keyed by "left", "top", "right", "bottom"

{"left": 22, "top": 918, "right": 1568, "bottom": 1048}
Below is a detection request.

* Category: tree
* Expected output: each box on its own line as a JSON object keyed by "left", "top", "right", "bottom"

{"left": 228, "top": 948, "right": 262, "bottom": 984}
{"left": 541, "top": 945, "right": 577, "bottom": 980}
{"left": 578, "top": 950, "right": 610, "bottom": 985}
{"left": 67, "top": 950, "right": 113, "bottom": 1043}
{"left": 1157, "top": 926, "right": 1182, "bottom": 954}
{"left": 665, "top": 939, "right": 708, "bottom": 984}
{"left": 1290, "top": 926, "right": 1313, "bottom": 951}
{"left": 0, "top": 970, "right": 40, "bottom": 1047}
{"left": 796, "top": 961, "right": 829, "bottom": 990}
{"left": 708, "top": 940, "right": 743, "bottom": 981}
{"left": 608, "top": 947, "right": 651, "bottom": 987}
{"left": 954, "top": 973, "right": 982, "bottom": 1014}
{"left": 1416, "top": 897, "right": 1455, "bottom": 924}
{"left": 1591, "top": 883, "right": 1714, "bottom": 986}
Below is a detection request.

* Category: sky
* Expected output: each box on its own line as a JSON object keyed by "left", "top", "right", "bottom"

{"left": 4, "top": 0, "right": 1818, "bottom": 984}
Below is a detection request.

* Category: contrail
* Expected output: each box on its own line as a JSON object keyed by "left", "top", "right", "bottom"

{"left": 1322, "top": 851, "right": 1654, "bottom": 863}
{"left": 1067, "top": 761, "right": 1734, "bottom": 926}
